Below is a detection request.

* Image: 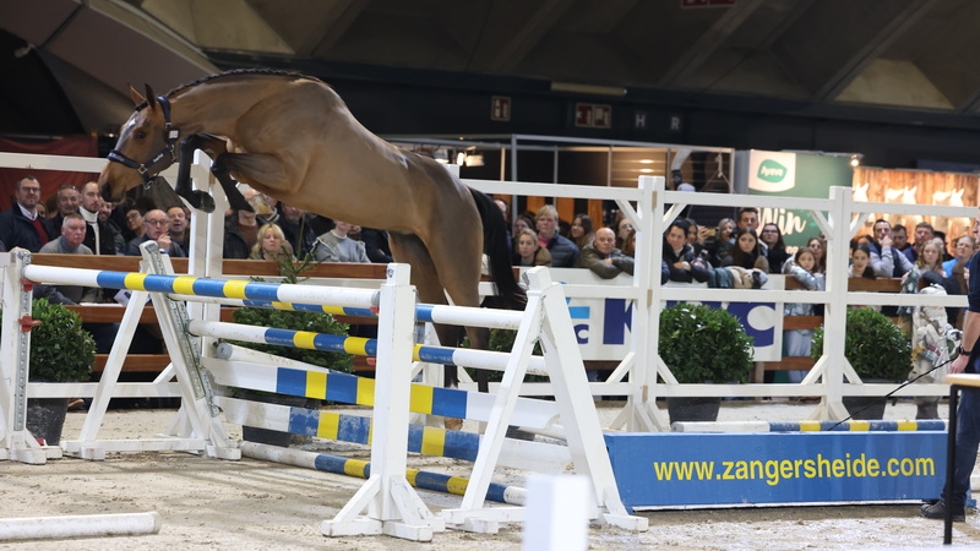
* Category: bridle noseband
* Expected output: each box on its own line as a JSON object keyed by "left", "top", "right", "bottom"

{"left": 107, "top": 96, "right": 179, "bottom": 189}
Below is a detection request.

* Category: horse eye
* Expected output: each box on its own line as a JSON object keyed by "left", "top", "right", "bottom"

{"left": 135, "top": 130, "right": 147, "bottom": 140}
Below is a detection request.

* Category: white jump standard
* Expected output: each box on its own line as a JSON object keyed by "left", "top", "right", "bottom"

{"left": 1, "top": 244, "right": 645, "bottom": 541}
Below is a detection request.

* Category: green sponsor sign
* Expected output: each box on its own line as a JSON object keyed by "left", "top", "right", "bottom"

{"left": 750, "top": 153, "right": 852, "bottom": 250}
{"left": 757, "top": 160, "right": 788, "bottom": 183}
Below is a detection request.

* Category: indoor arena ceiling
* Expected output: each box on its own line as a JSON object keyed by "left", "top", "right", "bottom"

{"left": 3, "top": 0, "right": 980, "bottom": 136}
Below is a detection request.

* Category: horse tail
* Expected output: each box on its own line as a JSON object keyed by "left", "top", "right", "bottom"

{"left": 469, "top": 188, "right": 526, "bottom": 309}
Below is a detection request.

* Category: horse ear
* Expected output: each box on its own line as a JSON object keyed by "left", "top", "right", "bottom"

{"left": 144, "top": 84, "right": 157, "bottom": 108}
{"left": 129, "top": 85, "right": 145, "bottom": 106}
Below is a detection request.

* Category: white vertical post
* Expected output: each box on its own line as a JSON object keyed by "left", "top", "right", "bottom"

{"left": 374, "top": 263, "right": 417, "bottom": 524}
{"left": 535, "top": 268, "right": 646, "bottom": 531}
{"left": 803, "top": 186, "right": 852, "bottom": 420}
{"left": 636, "top": 176, "right": 667, "bottom": 430}
{"left": 322, "top": 263, "right": 444, "bottom": 541}
{"left": 522, "top": 475, "right": 590, "bottom": 551}
{"left": 0, "top": 250, "right": 47, "bottom": 464}
{"left": 141, "top": 243, "right": 238, "bottom": 459}
{"left": 442, "top": 267, "right": 647, "bottom": 533}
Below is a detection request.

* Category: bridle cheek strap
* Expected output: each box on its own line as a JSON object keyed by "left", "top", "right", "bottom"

{"left": 107, "top": 96, "right": 179, "bottom": 188}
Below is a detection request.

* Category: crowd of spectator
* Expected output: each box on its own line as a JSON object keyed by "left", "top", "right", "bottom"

{"left": 5, "top": 177, "right": 970, "bottom": 334}
{"left": 7, "top": 176, "right": 969, "bottom": 321}
{"left": 4, "top": 176, "right": 971, "bottom": 416}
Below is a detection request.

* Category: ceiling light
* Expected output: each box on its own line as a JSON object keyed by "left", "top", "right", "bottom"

{"left": 13, "top": 43, "right": 34, "bottom": 58}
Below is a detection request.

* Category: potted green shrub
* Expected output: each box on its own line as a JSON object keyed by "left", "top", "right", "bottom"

{"left": 658, "top": 303, "right": 755, "bottom": 423}
{"left": 811, "top": 307, "right": 912, "bottom": 419}
{"left": 228, "top": 258, "right": 354, "bottom": 446}
{"left": 230, "top": 308, "right": 353, "bottom": 446}
{"left": 0, "top": 298, "right": 96, "bottom": 445}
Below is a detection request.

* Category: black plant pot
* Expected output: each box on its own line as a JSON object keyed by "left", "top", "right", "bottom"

{"left": 666, "top": 396, "right": 722, "bottom": 425}
{"left": 242, "top": 425, "right": 294, "bottom": 448}
{"left": 26, "top": 398, "right": 70, "bottom": 446}
{"left": 842, "top": 396, "right": 887, "bottom": 420}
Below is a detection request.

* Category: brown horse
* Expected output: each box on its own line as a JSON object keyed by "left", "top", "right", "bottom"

{"left": 99, "top": 69, "right": 523, "bottom": 386}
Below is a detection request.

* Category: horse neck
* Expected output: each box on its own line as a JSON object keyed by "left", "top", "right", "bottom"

{"left": 168, "top": 81, "right": 275, "bottom": 136}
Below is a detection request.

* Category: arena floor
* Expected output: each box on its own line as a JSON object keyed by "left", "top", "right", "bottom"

{"left": 0, "top": 401, "right": 976, "bottom": 550}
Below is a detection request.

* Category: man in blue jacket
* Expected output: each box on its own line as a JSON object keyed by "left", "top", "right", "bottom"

{"left": 922, "top": 208, "right": 980, "bottom": 522}
{"left": 0, "top": 175, "right": 51, "bottom": 252}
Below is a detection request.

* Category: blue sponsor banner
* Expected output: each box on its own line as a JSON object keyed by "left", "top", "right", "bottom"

{"left": 548, "top": 268, "right": 782, "bottom": 361}
{"left": 605, "top": 432, "right": 944, "bottom": 509}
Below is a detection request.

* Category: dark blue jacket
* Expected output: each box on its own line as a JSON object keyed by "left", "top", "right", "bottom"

{"left": 663, "top": 243, "right": 710, "bottom": 283}
{"left": 222, "top": 214, "right": 251, "bottom": 259}
{"left": 0, "top": 205, "right": 51, "bottom": 252}
{"left": 968, "top": 251, "right": 980, "bottom": 314}
{"left": 546, "top": 234, "right": 580, "bottom": 268}
{"left": 124, "top": 235, "right": 186, "bottom": 257}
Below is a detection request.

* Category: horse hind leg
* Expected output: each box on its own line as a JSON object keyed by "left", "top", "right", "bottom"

{"left": 386, "top": 234, "right": 490, "bottom": 379}
{"left": 388, "top": 232, "right": 472, "bottom": 429}
{"left": 416, "top": 216, "right": 493, "bottom": 391}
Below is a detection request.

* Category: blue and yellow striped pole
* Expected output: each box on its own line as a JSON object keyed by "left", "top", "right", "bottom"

{"left": 284, "top": 406, "right": 481, "bottom": 461}
{"left": 672, "top": 420, "right": 948, "bottom": 432}
{"left": 240, "top": 441, "right": 526, "bottom": 505}
{"left": 190, "top": 319, "right": 547, "bottom": 373}
{"left": 23, "top": 265, "right": 526, "bottom": 329}
{"left": 21, "top": 265, "right": 379, "bottom": 309}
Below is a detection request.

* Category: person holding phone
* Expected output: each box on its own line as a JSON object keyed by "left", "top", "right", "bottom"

{"left": 124, "top": 209, "right": 186, "bottom": 257}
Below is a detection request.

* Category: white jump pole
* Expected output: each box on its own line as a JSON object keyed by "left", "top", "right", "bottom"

{"left": 169, "top": 294, "right": 526, "bottom": 331}
{"left": 0, "top": 511, "right": 162, "bottom": 542}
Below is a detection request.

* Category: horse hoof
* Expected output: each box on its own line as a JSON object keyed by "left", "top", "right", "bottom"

{"left": 443, "top": 417, "right": 464, "bottom": 431}
{"left": 192, "top": 192, "right": 215, "bottom": 213}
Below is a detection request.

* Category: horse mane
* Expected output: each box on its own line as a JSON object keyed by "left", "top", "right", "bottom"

{"left": 135, "top": 68, "right": 325, "bottom": 110}
{"left": 168, "top": 68, "right": 324, "bottom": 96}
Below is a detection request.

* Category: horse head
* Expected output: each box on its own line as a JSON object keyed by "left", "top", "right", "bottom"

{"left": 99, "top": 84, "right": 178, "bottom": 202}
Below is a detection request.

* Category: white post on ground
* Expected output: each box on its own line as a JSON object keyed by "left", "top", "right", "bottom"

{"left": 522, "top": 475, "right": 590, "bottom": 551}
{"left": 0, "top": 511, "right": 162, "bottom": 542}
{"left": 322, "top": 263, "right": 445, "bottom": 541}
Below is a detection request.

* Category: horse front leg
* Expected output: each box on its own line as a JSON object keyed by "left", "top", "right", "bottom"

{"left": 210, "top": 153, "right": 256, "bottom": 213}
{"left": 176, "top": 134, "right": 231, "bottom": 213}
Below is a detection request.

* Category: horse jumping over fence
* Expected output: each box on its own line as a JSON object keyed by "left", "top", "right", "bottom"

{"left": 98, "top": 68, "right": 523, "bottom": 387}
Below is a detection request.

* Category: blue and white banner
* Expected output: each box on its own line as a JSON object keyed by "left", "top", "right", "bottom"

{"left": 550, "top": 268, "right": 782, "bottom": 361}
{"left": 605, "top": 432, "right": 944, "bottom": 509}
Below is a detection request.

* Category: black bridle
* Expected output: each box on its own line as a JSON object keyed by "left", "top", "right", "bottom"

{"left": 107, "top": 96, "right": 179, "bottom": 188}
